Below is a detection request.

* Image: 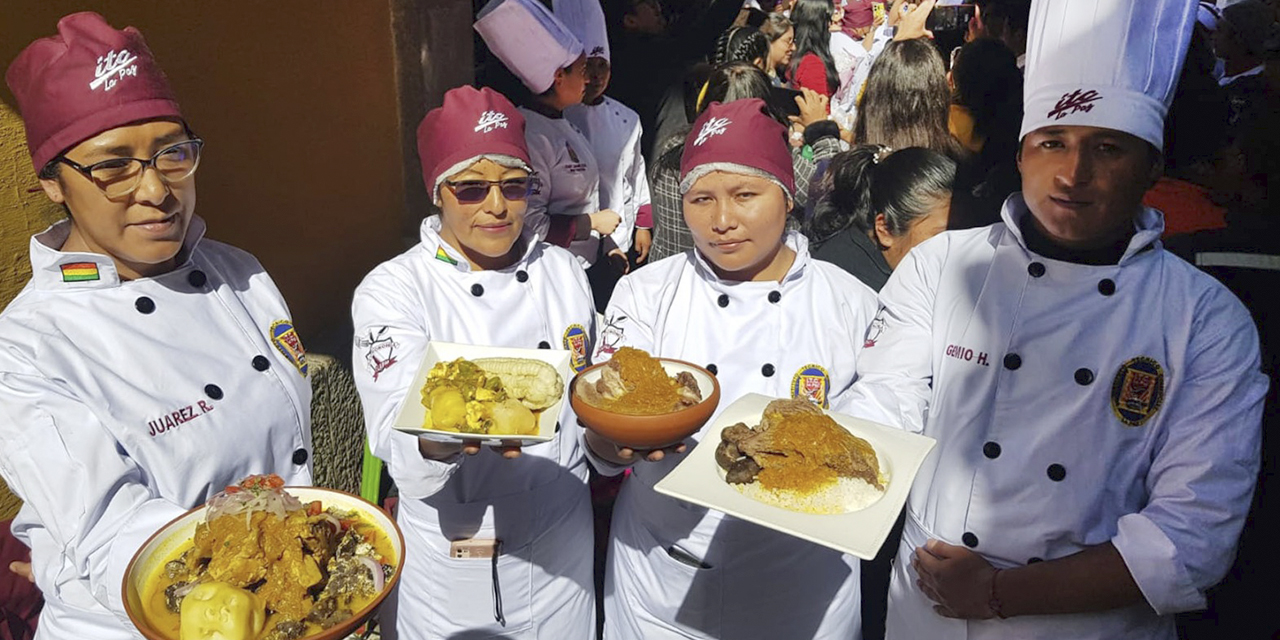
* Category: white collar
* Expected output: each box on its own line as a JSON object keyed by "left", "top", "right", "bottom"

{"left": 418, "top": 215, "right": 543, "bottom": 274}
{"left": 1219, "top": 63, "right": 1265, "bottom": 86}
{"left": 689, "top": 230, "right": 813, "bottom": 287}
{"left": 29, "top": 215, "right": 207, "bottom": 290}
{"left": 999, "top": 193, "right": 1164, "bottom": 266}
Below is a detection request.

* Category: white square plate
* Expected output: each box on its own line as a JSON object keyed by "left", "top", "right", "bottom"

{"left": 391, "top": 341, "right": 572, "bottom": 445}
{"left": 654, "top": 393, "right": 936, "bottom": 560}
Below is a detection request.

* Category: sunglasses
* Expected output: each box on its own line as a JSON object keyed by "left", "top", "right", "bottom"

{"left": 442, "top": 177, "right": 532, "bottom": 204}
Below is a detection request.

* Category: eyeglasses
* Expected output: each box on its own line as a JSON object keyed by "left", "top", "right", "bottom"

{"left": 55, "top": 139, "right": 204, "bottom": 199}
{"left": 442, "top": 177, "right": 532, "bottom": 204}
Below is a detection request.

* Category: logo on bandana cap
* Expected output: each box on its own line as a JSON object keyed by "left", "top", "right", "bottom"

{"left": 590, "top": 45, "right": 606, "bottom": 57}
{"left": 695, "top": 117, "right": 732, "bottom": 146}
{"left": 1111, "top": 356, "right": 1164, "bottom": 427}
{"left": 90, "top": 49, "right": 138, "bottom": 92}
{"left": 475, "top": 110, "right": 509, "bottom": 133}
{"left": 1048, "top": 89, "right": 1102, "bottom": 121}
{"left": 563, "top": 324, "right": 589, "bottom": 372}
{"left": 270, "top": 320, "right": 308, "bottom": 377}
{"left": 791, "top": 364, "right": 831, "bottom": 409}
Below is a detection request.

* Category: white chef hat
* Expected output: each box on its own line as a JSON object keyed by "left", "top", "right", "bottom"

{"left": 1020, "top": 0, "right": 1198, "bottom": 152}
{"left": 475, "top": 0, "right": 585, "bottom": 94}
{"left": 555, "top": 0, "right": 611, "bottom": 63}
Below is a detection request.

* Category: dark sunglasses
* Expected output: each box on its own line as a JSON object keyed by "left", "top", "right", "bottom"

{"left": 443, "top": 177, "right": 532, "bottom": 204}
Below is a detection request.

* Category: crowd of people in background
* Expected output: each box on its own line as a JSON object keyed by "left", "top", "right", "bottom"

{"left": 1, "top": 0, "right": 1278, "bottom": 639}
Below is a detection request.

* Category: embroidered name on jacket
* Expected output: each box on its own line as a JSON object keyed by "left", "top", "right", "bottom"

{"left": 90, "top": 49, "right": 138, "bottom": 92}
{"left": 148, "top": 400, "right": 215, "bottom": 437}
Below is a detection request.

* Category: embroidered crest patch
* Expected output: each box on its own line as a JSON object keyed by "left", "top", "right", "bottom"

{"left": 1110, "top": 357, "right": 1164, "bottom": 427}
{"left": 563, "top": 324, "right": 589, "bottom": 372}
{"left": 270, "top": 320, "right": 308, "bottom": 377}
{"left": 60, "top": 262, "right": 99, "bottom": 282}
{"left": 791, "top": 365, "right": 831, "bottom": 409}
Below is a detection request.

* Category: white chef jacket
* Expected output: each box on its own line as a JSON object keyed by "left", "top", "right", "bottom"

{"left": 587, "top": 232, "right": 879, "bottom": 640}
{"left": 565, "top": 96, "right": 653, "bottom": 254}
{"left": 829, "top": 30, "right": 869, "bottom": 123}
{"left": 351, "top": 216, "right": 597, "bottom": 640}
{"left": 521, "top": 107, "right": 605, "bottom": 267}
{"left": 0, "top": 217, "right": 313, "bottom": 640}
{"left": 846, "top": 195, "right": 1266, "bottom": 640}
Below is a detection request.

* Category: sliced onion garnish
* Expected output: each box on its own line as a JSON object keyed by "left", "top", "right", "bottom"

{"left": 356, "top": 556, "right": 385, "bottom": 593}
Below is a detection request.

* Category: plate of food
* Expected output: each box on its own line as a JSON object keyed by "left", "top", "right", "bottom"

{"left": 392, "top": 341, "right": 572, "bottom": 444}
{"left": 123, "top": 475, "right": 404, "bottom": 640}
{"left": 571, "top": 347, "right": 721, "bottom": 449}
{"left": 653, "top": 394, "right": 935, "bottom": 560}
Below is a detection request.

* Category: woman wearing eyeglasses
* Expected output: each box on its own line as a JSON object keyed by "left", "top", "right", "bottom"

{"left": 350, "top": 86, "right": 597, "bottom": 640}
{"left": 0, "top": 13, "right": 313, "bottom": 640}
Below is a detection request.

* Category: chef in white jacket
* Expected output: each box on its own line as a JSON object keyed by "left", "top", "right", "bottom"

{"left": 843, "top": 1, "right": 1268, "bottom": 638}
{"left": 559, "top": 0, "right": 655, "bottom": 265}
{"left": 0, "top": 13, "right": 312, "bottom": 640}
{"left": 584, "top": 99, "right": 879, "bottom": 640}
{"left": 476, "top": 0, "right": 622, "bottom": 269}
{"left": 351, "top": 85, "right": 597, "bottom": 640}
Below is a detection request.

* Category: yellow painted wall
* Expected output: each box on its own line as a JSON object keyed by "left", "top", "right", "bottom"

{"left": 0, "top": 102, "right": 64, "bottom": 520}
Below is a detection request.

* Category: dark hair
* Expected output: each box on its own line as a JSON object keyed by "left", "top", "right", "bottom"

{"left": 38, "top": 162, "right": 60, "bottom": 180}
{"left": 787, "top": 0, "right": 839, "bottom": 93}
{"left": 713, "top": 26, "right": 770, "bottom": 67}
{"left": 1163, "top": 26, "right": 1230, "bottom": 177}
{"left": 808, "top": 146, "right": 957, "bottom": 243}
{"left": 855, "top": 39, "right": 963, "bottom": 155}
{"left": 759, "top": 12, "right": 793, "bottom": 43}
{"left": 659, "top": 62, "right": 783, "bottom": 173}
{"left": 950, "top": 38, "right": 1023, "bottom": 166}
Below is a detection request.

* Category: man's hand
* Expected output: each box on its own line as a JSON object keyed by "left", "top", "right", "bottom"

{"left": 590, "top": 210, "right": 623, "bottom": 235}
{"left": 8, "top": 561, "right": 34, "bottom": 584}
{"left": 608, "top": 248, "right": 631, "bottom": 275}
{"left": 583, "top": 426, "right": 687, "bottom": 465}
{"left": 894, "top": 0, "right": 937, "bottom": 41}
{"left": 912, "top": 538, "right": 998, "bottom": 620}
{"left": 634, "top": 228, "right": 652, "bottom": 264}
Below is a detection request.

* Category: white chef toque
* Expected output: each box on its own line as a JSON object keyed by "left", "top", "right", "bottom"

{"left": 475, "top": 0, "right": 585, "bottom": 94}
{"left": 1020, "top": 0, "right": 1198, "bottom": 152}
{"left": 555, "top": 0, "right": 611, "bottom": 63}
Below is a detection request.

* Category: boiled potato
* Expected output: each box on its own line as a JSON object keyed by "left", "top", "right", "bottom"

{"left": 429, "top": 387, "right": 466, "bottom": 431}
{"left": 488, "top": 399, "right": 537, "bottom": 436}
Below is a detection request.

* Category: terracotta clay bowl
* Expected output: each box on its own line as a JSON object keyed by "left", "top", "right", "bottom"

{"left": 571, "top": 358, "right": 721, "bottom": 449}
{"left": 123, "top": 486, "right": 404, "bottom": 640}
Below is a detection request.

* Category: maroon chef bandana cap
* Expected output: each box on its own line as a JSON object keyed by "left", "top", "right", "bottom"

{"left": 418, "top": 86, "right": 532, "bottom": 200}
{"left": 680, "top": 98, "right": 795, "bottom": 197}
{"left": 6, "top": 12, "right": 183, "bottom": 175}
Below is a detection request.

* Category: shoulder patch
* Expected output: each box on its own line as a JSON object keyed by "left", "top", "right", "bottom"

{"left": 270, "top": 320, "right": 308, "bottom": 377}
{"left": 1111, "top": 357, "right": 1164, "bottom": 427}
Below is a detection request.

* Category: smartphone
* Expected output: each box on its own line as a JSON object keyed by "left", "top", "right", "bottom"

{"left": 871, "top": 1, "right": 886, "bottom": 22}
{"left": 450, "top": 538, "right": 501, "bottom": 559}
{"left": 769, "top": 86, "right": 804, "bottom": 120}
{"left": 926, "top": 4, "right": 976, "bottom": 32}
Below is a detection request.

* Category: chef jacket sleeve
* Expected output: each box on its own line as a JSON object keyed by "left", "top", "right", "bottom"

{"left": 1112, "top": 292, "right": 1266, "bottom": 615}
{"left": 581, "top": 275, "right": 656, "bottom": 476}
{"left": 0, "top": 366, "right": 187, "bottom": 627}
{"left": 609, "top": 125, "right": 652, "bottom": 250}
{"left": 841, "top": 238, "right": 942, "bottom": 432}
{"left": 524, "top": 132, "right": 556, "bottom": 243}
{"left": 351, "top": 265, "right": 464, "bottom": 500}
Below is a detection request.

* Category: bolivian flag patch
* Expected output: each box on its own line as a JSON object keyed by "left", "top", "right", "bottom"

{"left": 270, "top": 320, "right": 308, "bottom": 377}
{"left": 435, "top": 246, "right": 459, "bottom": 266}
{"left": 60, "top": 262, "right": 99, "bottom": 282}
